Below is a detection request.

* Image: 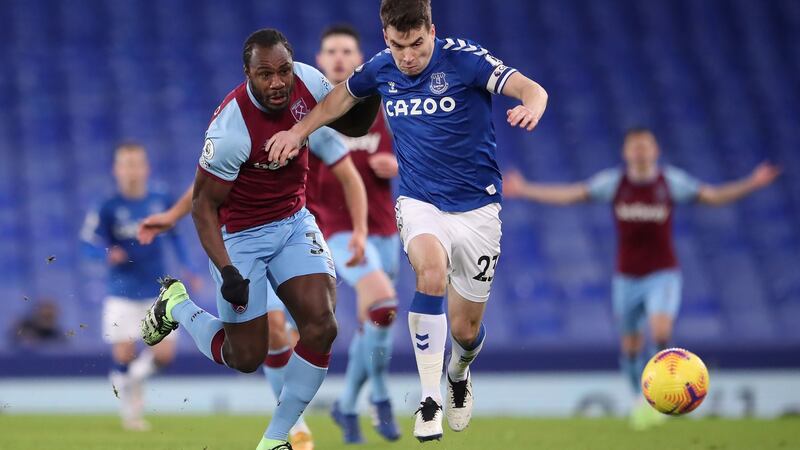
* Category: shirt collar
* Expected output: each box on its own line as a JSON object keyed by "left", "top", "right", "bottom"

{"left": 246, "top": 81, "right": 270, "bottom": 113}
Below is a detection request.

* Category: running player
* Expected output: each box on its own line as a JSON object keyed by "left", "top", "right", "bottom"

{"left": 139, "top": 29, "right": 377, "bottom": 450}
{"left": 137, "top": 113, "right": 365, "bottom": 450}
{"left": 80, "top": 142, "right": 194, "bottom": 431}
{"left": 267, "top": 0, "right": 548, "bottom": 441}
{"left": 503, "top": 127, "right": 780, "bottom": 429}
{"left": 312, "top": 24, "right": 401, "bottom": 444}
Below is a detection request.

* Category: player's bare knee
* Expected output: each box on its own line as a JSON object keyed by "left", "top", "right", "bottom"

{"left": 300, "top": 312, "right": 338, "bottom": 352}
{"left": 230, "top": 350, "right": 265, "bottom": 373}
{"left": 112, "top": 343, "right": 137, "bottom": 364}
{"left": 415, "top": 264, "right": 447, "bottom": 295}
{"left": 621, "top": 335, "right": 644, "bottom": 356}
{"left": 450, "top": 321, "right": 480, "bottom": 346}
{"left": 153, "top": 354, "right": 173, "bottom": 367}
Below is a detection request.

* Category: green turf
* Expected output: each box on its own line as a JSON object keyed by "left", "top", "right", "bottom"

{"left": 0, "top": 415, "right": 797, "bottom": 450}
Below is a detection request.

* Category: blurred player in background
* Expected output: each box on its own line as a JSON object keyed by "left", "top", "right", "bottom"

{"left": 504, "top": 127, "right": 781, "bottom": 429}
{"left": 267, "top": 0, "right": 548, "bottom": 441}
{"left": 80, "top": 142, "right": 195, "bottom": 431}
{"left": 313, "top": 24, "right": 401, "bottom": 444}
{"left": 139, "top": 28, "right": 377, "bottom": 450}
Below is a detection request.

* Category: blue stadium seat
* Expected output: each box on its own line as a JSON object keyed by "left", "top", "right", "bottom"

{"left": 0, "top": 0, "right": 798, "bottom": 358}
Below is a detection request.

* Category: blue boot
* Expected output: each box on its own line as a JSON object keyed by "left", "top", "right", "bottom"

{"left": 330, "top": 400, "right": 364, "bottom": 444}
{"left": 370, "top": 399, "right": 401, "bottom": 441}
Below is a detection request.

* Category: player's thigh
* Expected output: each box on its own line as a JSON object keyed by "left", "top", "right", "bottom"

{"left": 447, "top": 287, "right": 487, "bottom": 344}
{"left": 612, "top": 275, "right": 648, "bottom": 335}
{"left": 267, "top": 208, "right": 336, "bottom": 295}
{"left": 449, "top": 203, "right": 502, "bottom": 303}
{"left": 103, "top": 296, "right": 175, "bottom": 348}
{"left": 327, "top": 231, "right": 384, "bottom": 287}
{"left": 644, "top": 270, "right": 682, "bottom": 321}
{"left": 396, "top": 196, "right": 452, "bottom": 278}
{"left": 268, "top": 209, "right": 337, "bottom": 341}
{"left": 208, "top": 232, "right": 271, "bottom": 323}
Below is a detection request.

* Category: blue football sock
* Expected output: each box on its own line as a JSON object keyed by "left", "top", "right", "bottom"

{"left": 620, "top": 352, "right": 647, "bottom": 394}
{"left": 363, "top": 321, "right": 393, "bottom": 403}
{"left": 339, "top": 329, "right": 368, "bottom": 414}
{"left": 263, "top": 347, "right": 292, "bottom": 401}
{"left": 264, "top": 344, "right": 329, "bottom": 441}
{"left": 171, "top": 299, "right": 226, "bottom": 364}
{"left": 111, "top": 362, "right": 129, "bottom": 374}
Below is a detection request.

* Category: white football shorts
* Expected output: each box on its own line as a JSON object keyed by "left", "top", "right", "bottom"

{"left": 395, "top": 196, "right": 502, "bottom": 303}
{"left": 102, "top": 296, "right": 177, "bottom": 344}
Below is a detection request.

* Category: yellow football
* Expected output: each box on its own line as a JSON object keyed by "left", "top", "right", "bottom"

{"left": 641, "top": 348, "right": 709, "bottom": 415}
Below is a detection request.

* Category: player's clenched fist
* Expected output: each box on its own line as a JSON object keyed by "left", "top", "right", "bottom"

{"left": 220, "top": 265, "right": 250, "bottom": 306}
{"left": 266, "top": 129, "right": 304, "bottom": 166}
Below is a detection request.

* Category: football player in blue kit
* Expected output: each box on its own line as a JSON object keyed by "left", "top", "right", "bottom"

{"left": 267, "top": 0, "right": 548, "bottom": 441}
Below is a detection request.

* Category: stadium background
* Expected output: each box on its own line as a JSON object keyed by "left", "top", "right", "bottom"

{"left": 1, "top": 0, "right": 799, "bottom": 425}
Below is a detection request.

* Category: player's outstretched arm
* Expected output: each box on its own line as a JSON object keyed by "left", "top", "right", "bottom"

{"left": 137, "top": 185, "right": 194, "bottom": 245}
{"left": 504, "top": 170, "right": 589, "bottom": 205}
{"left": 266, "top": 83, "right": 361, "bottom": 166}
{"left": 501, "top": 72, "right": 548, "bottom": 131}
{"left": 697, "top": 162, "right": 781, "bottom": 206}
{"left": 330, "top": 156, "right": 368, "bottom": 267}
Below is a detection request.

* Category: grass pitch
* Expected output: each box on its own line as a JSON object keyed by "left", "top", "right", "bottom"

{"left": 0, "top": 414, "right": 797, "bottom": 449}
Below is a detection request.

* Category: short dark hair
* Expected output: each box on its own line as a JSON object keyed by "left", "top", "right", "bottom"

{"left": 115, "top": 141, "right": 145, "bottom": 156}
{"left": 320, "top": 24, "right": 361, "bottom": 46}
{"left": 380, "top": 0, "right": 432, "bottom": 32}
{"left": 242, "top": 28, "right": 293, "bottom": 68}
{"left": 624, "top": 126, "right": 654, "bottom": 139}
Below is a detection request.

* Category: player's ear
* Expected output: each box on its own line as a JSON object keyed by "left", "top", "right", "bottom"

{"left": 430, "top": 23, "right": 436, "bottom": 38}
{"left": 382, "top": 28, "right": 390, "bottom": 46}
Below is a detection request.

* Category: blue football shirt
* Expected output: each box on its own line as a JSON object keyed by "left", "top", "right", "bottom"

{"left": 81, "top": 191, "right": 189, "bottom": 299}
{"left": 346, "top": 37, "right": 517, "bottom": 212}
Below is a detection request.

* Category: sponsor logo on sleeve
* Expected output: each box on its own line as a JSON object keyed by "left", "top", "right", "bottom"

{"left": 199, "top": 138, "right": 214, "bottom": 168}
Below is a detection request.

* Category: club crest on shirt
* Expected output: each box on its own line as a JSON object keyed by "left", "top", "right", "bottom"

{"left": 290, "top": 98, "right": 308, "bottom": 122}
{"left": 429, "top": 72, "right": 449, "bottom": 95}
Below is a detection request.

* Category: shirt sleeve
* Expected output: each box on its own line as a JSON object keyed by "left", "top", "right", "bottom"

{"left": 198, "top": 100, "right": 251, "bottom": 182}
{"left": 308, "top": 126, "right": 349, "bottom": 166}
{"left": 664, "top": 166, "right": 701, "bottom": 204}
{"left": 293, "top": 62, "right": 334, "bottom": 102}
{"left": 345, "top": 51, "right": 385, "bottom": 99}
{"left": 80, "top": 203, "right": 111, "bottom": 246}
{"left": 586, "top": 168, "right": 623, "bottom": 203}
{"left": 445, "top": 38, "right": 518, "bottom": 95}
{"left": 80, "top": 202, "right": 113, "bottom": 260}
